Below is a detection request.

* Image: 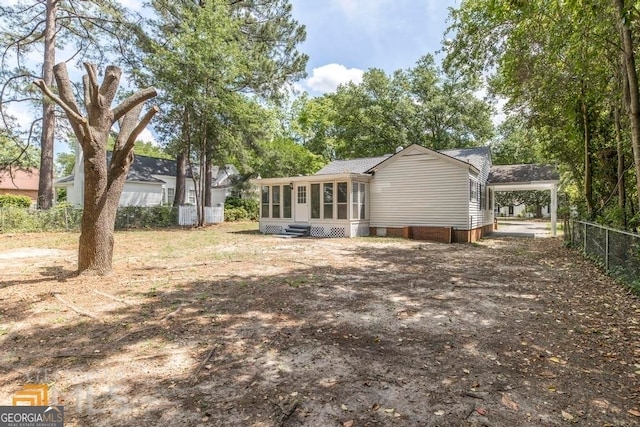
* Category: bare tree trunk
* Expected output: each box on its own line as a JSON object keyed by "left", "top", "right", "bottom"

{"left": 37, "top": 0, "right": 57, "bottom": 209}
{"left": 35, "top": 62, "right": 157, "bottom": 275}
{"left": 614, "top": 105, "right": 627, "bottom": 227}
{"left": 173, "top": 151, "right": 187, "bottom": 207}
{"left": 204, "top": 148, "right": 213, "bottom": 207}
{"left": 614, "top": 0, "right": 640, "bottom": 213}
{"left": 582, "top": 98, "right": 594, "bottom": 218}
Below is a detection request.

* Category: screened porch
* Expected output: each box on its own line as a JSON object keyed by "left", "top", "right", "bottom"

{"left": 256, "top": 174, "right": 372, "bottom": 238}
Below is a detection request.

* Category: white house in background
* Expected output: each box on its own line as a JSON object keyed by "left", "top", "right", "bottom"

{"left": 256, "top": 144, "right": 496, "bottom": 243}
{"left": 495, "top": 204, "right": 552, "bottom": 218}
{"left": 55, "top": 146, "right": 239, "bottom": 207}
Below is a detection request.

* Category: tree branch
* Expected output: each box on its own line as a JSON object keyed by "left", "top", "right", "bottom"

{"left": 111, "top": 87, "right": 157, "bottom": 123}
{"left": 122, "top": 105, "right": 160, "bottom": 153}
{"left": 83, "top": 62, "right": 99, "bottom": 106}
{"left": 99, "top": 65, "right": 122, "bottom": 104}
{"left": 33, "top": 79, "right": 86, "bottom": 125}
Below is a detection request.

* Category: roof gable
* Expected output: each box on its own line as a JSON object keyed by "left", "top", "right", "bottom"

{"left": 367, "top": 144, "right": 480, "bottom": 174}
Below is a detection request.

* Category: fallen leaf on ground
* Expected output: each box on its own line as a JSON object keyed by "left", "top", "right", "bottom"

{"left": 476, "top": 407, "right": 486, "bottom": 416}
{"left": 342, "top": 421, "right": 354, "bottom": 427}
{"left": 434, "top": 410, "right": 445, "bottom": 416}
{"left": 501, "top": 393, "right": 519, "bottom": 411}
{"left": 628, "top": 409, "right": 640, "bottom": 417}
{"left": 561, "top": 410, "right": 574, "bottom": 421}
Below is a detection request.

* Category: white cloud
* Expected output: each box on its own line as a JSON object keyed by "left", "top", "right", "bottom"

{"left": 306, "top": 63, "right": 364, "bottom": 94}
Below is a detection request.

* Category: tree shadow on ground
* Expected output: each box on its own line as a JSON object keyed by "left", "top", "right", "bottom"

{"left": 1, "top": 237, "right": 638, "bottom": 426}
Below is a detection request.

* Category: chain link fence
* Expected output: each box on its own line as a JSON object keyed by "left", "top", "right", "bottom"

{"left": 565, "top": 220, "right": 640, "bottom": 290}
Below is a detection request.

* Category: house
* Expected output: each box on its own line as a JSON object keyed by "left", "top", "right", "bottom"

{"left": 0, "top": 167, "right": 39, "bottom": 204}
{"left": 256, "top": 144, "right": 496, "bottom": 243}
{"left": 256, "top": 144, "right": 560, "bottom": 243}
{"left": 55, "top": 147, "right": 239, "bottom": 207}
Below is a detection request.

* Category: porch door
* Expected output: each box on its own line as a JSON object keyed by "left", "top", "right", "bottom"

{"left": 294, "top": 184, "right": 309, "bottom": 223}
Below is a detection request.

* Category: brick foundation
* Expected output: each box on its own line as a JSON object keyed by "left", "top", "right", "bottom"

{"left": 371, "top": 224, "right": 493, "bottom": 244}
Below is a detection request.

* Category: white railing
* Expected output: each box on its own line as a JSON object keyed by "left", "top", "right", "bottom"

{"left": 178, "top": 206, "right": 224, "bottom": 226}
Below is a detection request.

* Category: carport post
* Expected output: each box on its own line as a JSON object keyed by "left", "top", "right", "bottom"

{"left": 550, "top": 183, "right": 558, "bottom": 237}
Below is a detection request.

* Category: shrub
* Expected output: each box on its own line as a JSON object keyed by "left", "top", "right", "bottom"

{"left": 115, "top": 206, "right": 177, "bottom": 229}
{"left": 0, "top": 194, "right": 32, "bottom": 208}
{"left": 224, "top": 197, "right": 258, "bottom": 221}
{"left": 224, "top": 206, "right": 250, "bottom": 222}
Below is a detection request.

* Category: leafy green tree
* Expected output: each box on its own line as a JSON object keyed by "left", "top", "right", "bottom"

{"left": 294, "top": 56, "right": 494, "bottom": 160}
{"left": 446, "top": 0, "right": 637, "bottom": 227}
{"left": 249, "top": 137, "right": 325, "bottom": 178}
{"left": 134, "top": 0, "right": 307, "bottom": 225}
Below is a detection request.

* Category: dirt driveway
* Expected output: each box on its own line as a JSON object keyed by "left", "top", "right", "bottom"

{"left": 0, "top": 224, "right": 639, "bottom": 426}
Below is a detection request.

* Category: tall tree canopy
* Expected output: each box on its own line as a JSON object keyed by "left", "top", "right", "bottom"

{"left": 446, "top": 0, "right": 639, "bottom": 229}
{"left": 294, "top": 54, "right": 494, "bottom": 160}
{"left": 130, "top": 0, "right": 307, "bottom": 224}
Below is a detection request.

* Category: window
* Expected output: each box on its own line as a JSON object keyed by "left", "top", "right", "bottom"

{"left": 261, "top": 186, "right": 269, "bottom": 218}
{"left": 272, "top": 186, "right": 280, "bottom": 218}
{"left": 167, "top": 188, "right": 175, "bottom": 205}
{"left": 283, "top": 185, "right": 292, "bottom": 218}
{"left": 188, "top": 189, "right": 196, "bottom": 206}
{"left": 297, "top": 186, "right": 306, "bottom": 204}
{"left": 311, "top": 184, "right": 320, "bottom": 219}
{"left": 469, "top": 179, "right": 478, "bottom": 202}
{"left": 337, "top": 182, "right": 348, "bottom": 219}
{"left": 508, "top": 205, "right": 514, "bottom": 215}
{"left": 323, "top": 183, "right": 334, "bottom": 219}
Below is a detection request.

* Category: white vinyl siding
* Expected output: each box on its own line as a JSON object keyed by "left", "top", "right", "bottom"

{"left": 370, "top": 151, "right": 469, "bottom": 228}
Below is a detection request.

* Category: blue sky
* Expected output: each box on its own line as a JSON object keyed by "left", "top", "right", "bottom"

{"left": 7, "top": 0, "right": 461, "bottom": 150}
{"left": 290, "top": 0, "right": 460, "bottom": 95}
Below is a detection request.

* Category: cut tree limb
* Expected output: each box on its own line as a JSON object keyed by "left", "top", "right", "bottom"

{"left": 52, "top": 292, "right": 102, "bottom": 321}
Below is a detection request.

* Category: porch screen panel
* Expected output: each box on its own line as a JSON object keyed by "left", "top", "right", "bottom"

{"left": 311, "top": 184, "right": 320, "bottom": 219}
{"left": 359, "top": 183, "right": 366, "bottom": 219}
{"left": 352, "top": 182, "right": 359, "bottom": 219}
{"left": 323, "top": 183, "right": 334, "bottom": 219}
{"left": 337, "top": 182, "right": 347, "bottom": 219}
{"left": 272, "top": 185, "right": 280, "bottom": 218}
{"left": 261, "top": 186, "right": 269, "bottom": 218}
{"left": 283, "top": 185, "right": 292, "bottom": 218}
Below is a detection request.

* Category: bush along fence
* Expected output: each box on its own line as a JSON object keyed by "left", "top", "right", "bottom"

{"left": 0, "top": 204, "right": 226, "bottom": 233}
{"left": 565, "top": 219, "right": 640, "bottom": 291}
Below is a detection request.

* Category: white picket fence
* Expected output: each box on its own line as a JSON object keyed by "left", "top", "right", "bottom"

{"left": 178, "top": 206, "right": 224, "bottom": 226}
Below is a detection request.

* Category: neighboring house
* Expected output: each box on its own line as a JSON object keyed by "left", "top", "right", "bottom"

{"left": 0, "top": 167, "right": 39, "bottom": 204}
{"left": 495, "top": 204, "right": 551, "bottom": 218}
{"left": 55, "top": 147, "right": 239, "bottom": 207}
{"left": 255, "top": 144, "right": 496, "bottom": 243}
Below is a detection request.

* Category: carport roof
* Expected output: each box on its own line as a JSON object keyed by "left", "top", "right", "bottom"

{"left": 489, "top": 164, "right": 559, "bottom": 185}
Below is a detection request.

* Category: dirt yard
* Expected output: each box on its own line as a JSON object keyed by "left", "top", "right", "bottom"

{"left": 1, "top": 222, "right": 639, "bottom": 426}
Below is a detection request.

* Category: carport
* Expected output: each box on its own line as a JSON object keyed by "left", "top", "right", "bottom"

{"left": 488, "top": 164, "right": 560, "bottom": 236}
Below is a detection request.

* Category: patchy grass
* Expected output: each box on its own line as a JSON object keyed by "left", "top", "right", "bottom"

{"left": 1, "top": 222, "right": 639, "bottom": 426}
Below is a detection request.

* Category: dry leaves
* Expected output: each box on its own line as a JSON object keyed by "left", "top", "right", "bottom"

{"left": 501, "top": 393, "right": 519, "bottom": 411}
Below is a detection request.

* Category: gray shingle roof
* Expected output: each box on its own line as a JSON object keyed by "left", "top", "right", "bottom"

{"left": 440, "top": 146, "right": 491, "bottom": 171}
{"left": 489, "top": 164, "right": 559, "bottom": 184}
{"left": 315, "top": 155, "right": 391, "bottom": 175}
